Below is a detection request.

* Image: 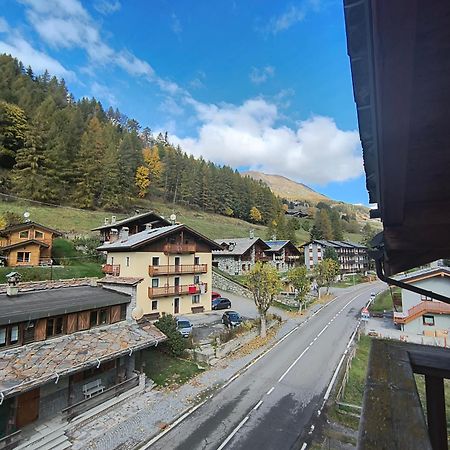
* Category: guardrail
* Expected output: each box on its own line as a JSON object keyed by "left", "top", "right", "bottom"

{"left": 148, "top": 264, "right": 207, "bottom": 276}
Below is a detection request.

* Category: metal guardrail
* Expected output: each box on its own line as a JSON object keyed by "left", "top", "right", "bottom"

{"left": 148, "top": 264, "right": 207, "bottom": 276}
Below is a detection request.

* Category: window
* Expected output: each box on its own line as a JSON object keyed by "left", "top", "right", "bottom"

{"left": 19, "top": 230, "right": 29, "bottom": 239}
{"left": 99, "top": 308, "right": 108, "bottom": 325}
{"left": 23, "top": 321, "right": 35, "bottom": 344}
{"left": 194, "top": 256, "right": 200, "bottom": 265}
{"left": 423, "top": 315, "right": 435, "bottom": 326}
{"left": 46, "top": 316, "right": 64, "bottom": 337}
{"left": 152, "top": 278, "right": 159, "bottom": 288}
{"left": 194, "top": 275, "right": 200, "bottom": 284}
{"left": 90, "top": 310, "right": 98, "bottom": 327}
{"left": 126, "top": 256, "right": 130, "bottom": 267}
{"left": 17, "top": 252, "right": 31, "bottom": 263}
{"left": 192, "top": 295, "right": 200, "bottom": 304}
{"left": 120, "top": 304, "right": 127, "bottom": 320}
{"left": 34, "top": 230, "right": 44, "bottom": 239}
{"left": 10, "top": 325, "right": 18, "bottom": 344}
{"left": 0, "top": 327, "right": 6, "bottom": 347}
{"left": 152, "top": 257, "right": 160, "bottom": 266}
{"left": 152, "top": 300, "right": 158, "bottom": 310}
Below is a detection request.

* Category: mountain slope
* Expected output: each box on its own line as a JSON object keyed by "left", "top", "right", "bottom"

{"left": 243, "top": 171, "right": 331, "bottom": 204}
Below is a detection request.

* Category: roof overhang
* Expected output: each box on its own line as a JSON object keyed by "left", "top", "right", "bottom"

{"left": 344, "top": 0, "right": 450, "bottom": 276}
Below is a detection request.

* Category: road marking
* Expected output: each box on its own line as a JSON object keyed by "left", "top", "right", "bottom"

{"left": 253, "top": 400, "right": 263, "bottom": 410}
{"left": 278, "top": 346, "right": 309, "bottom": 382}
{"left": 300, "top": 443, "right": 308, "bottom": 450}
{"left": 266, "top": 387, "right": 275, "bottom": 395}
{"left": 217, "top": 416, "right": 249, "bottom": 450}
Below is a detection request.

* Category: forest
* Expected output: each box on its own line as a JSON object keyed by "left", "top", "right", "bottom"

{"left": 0, "top": 54, "right": 281, "bottom": 226}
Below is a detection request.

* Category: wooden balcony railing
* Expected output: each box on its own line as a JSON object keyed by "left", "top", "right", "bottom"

{"left": 102, "top": 264, "right": 120, "bottom": 276}
{"left": 163, "top": 243, "right": 196, "bottom": 254}
{"left": 148, "top": 283, "right": 207, "bottom": 298}
{"left": 394, "top": 301, "right": 450, "bottom": 324}
{"left": 359, "top": 340, "right": 448, "bottom": 450}
{"left": 148, "top": 264, "right": 207, "bottom": 276}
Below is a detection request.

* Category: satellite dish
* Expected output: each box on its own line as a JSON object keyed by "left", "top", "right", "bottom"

{"left": 170, "top": 214, "right": 176, "bottom": 223}
{"left": 24, "top": 212, "right": 30, "bottom": 221}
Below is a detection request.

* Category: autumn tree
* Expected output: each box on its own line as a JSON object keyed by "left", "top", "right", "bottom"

{"left": 323, "top": 247, "right": 339, "bottom": 263}
{"left": 249, "top": 206, "right": 262, "bottom": 223}
{"left": 310, "top": 208, "right": 333, "bottom": 240}
{"left": 287, "top": 265, "right": 311, "bottom": 311}
{"left": 316, "top": 258, "right": 339, "bottom": 297}
{"left": 246, "top": 262, "right": 282, "bottom": 337}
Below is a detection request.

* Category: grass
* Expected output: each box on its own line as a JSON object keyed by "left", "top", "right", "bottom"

{"left": 0, "top": 263, "right": 103, "bottom": 283}
{"left": 369, "top": 287, "right": 400, "bottom": 313}
{"left": 139, "top": 348, "right": 202, "bottom": 387}
{"left": 332, "top": 274, "right": 367, "bottom": 288}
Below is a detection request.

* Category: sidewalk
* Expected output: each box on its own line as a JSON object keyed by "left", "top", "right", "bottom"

{"left": 66, "top": 294, "right": 336, "bottom": 450}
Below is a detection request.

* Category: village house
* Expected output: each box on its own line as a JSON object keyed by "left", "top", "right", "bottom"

{"left": 212, "top": 235, "right": 270, "bottom": 276}
{"left": 264, "top": 240, "right": 302, "bottom": 272}
{"left": 0, "top": 276, "right": 166, "bottom": 447}
{"left": 97, "top": 224, "right": 222, "bottom": 318}
{"left": 394, "top": 267, "right": 450, "bottom": 337}
{"left": 0, "top": 221, "right": 61, "bottom": 267}
{"left": 92, "top": 211, "right": 170, "bottom": 244}
{"left": 303, "top": 239, "right": 368, "bottom": 274}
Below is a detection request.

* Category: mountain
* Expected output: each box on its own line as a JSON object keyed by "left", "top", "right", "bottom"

{"left": 243, "top": 171, "right": 331, "bottom": 204}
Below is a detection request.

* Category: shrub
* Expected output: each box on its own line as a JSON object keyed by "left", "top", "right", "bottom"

{"left": 155, "top": 314, "right": 186, "bottom": 357}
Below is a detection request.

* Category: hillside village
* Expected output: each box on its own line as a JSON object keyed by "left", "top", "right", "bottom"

{"left": 1, "top": 1, "right": 450, "bottom": 448}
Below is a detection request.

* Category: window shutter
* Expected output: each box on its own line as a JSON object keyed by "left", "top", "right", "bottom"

{"left": 67, "top": 313, "right": 78, "bottom": 333}
{"left": 78, "top": 311, "right": 90, "bottom": 330}
{"left": 110, "top": 305, "right": 121, "bottom": 323}
{"left": 35, "top": 319, "right": 47, "bottom": 341}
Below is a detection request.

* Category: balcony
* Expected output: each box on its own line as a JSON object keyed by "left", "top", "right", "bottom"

{"left": 163, "top": 243, "right": 196, "bottom": 254}
{"left": 102, "top": 264, "right": 120, "bottom": 276}
{"left": 286, "top": 255, "right": 301, "bottom": 261}
{"left": 148, "top": 283, "right": 207, "bottom": 298}
{"left": 148, "top": 264, "right": 207, "bottom": 276}
{"left": 359, "top": 340, "right": 449, "bottom": 450}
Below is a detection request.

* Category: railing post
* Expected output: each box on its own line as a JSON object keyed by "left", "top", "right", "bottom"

{"left": 425, "top": 375, "right": 448, "bottom": 450}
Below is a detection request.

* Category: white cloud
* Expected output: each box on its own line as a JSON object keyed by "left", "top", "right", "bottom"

{"left": 263, "top": 1, "right": 320, "bottom": 35}
{"left": 0, "top": 17, "right": 10, "bottom": 33}
{"left": 249, "top": 65, "right": 275, "bottom": 84}
{"left": 19, "top": 0, "right": 184, "bottom": 93}
{"left": 171, "top": 98, "right": 363, "bottom": 185}
{"left": 171, "top": 13, "right": 182, "bottom": 35}
{"left": 0, "top": 35, "right": 75, "bottom": 80}
{"left": 94, "top": 0, "right": 121, "bottom": 15}
{"left": 159, "top": 96, "right": 184, "bottom": 116}
{"left": 90, "top": 81, "right": 117, "bottom": 106}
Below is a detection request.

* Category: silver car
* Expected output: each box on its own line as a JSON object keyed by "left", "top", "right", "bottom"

{"left": 177, "top": 318, "right": 193, "bottom": 338}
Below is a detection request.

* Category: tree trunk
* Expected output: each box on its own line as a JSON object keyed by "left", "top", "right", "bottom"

{"left": 260, "top": 313, "right": 267, "bottom": 338}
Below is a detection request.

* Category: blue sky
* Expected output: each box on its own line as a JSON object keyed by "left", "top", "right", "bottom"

{"left": 0, "top": 0, "right": 369, "bottom": 205}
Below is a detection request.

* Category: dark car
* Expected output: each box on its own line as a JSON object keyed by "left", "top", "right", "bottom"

{"left": 222, "top": 311, "right": 242, "bottom": 328}
{"left": 212, "top": 297, "right": 231, "bottom": 310}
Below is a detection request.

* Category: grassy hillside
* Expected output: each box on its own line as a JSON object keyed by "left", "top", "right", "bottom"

{"left": 243, "top": 170, "right": 331, "bottom": 204}
{"left": 0, "top": 198, "right": 363, "bottom": 244}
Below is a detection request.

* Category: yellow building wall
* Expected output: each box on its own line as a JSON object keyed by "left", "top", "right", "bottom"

{"left": 8, "top": 243, "right": 41, "bottom": 266}
{"left": 107, "top": 251, "right": 213, "bottom": 316}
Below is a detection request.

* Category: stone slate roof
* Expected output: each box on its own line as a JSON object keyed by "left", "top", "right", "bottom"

{"left": 0, "top": 239, "right": 50, "bottom": 251}
{"left": 0, "top": 322, "right": 166, "bottom": 396}
{"left": 213, "top": 238, "right": 270, "bottom": 256}
{"left": 0, "top": 221, "right": 62, "bottom": 236}
{"left": 97, "top": 224, "right": 222, "bottom": 252}
{"left": 99, "top": 276, "right": 144, "bottom": 286}
{"left": 0, "top": 286, "right": 130, "bottom": 326}
{"left": 92, "top": 211, "right": 170, "bottom": 231}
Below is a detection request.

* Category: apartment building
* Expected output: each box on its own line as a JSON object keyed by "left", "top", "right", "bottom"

{"left": 97, "top": 224, "right": 222, "bottom": 318}
{"left": 303, "top": 239, "right": 369, "bottom": 274}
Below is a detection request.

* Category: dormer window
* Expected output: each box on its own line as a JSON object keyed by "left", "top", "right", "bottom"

{"left": 34, "top": 230, "right": 44, "bottom": 239}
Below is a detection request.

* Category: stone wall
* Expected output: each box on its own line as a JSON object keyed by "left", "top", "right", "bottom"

{"left": 212, "top": 270, "right": 253, "bottom": 299}
{"left": 0, "top": 277, "right": 97, "bottom": 294}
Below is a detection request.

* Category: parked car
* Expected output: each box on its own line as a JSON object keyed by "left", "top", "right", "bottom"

{"left": 211, "top": 291, "right": 221, "bottom": 301}
{"left": 176, "top": 318, "right": 193, "bottom": 338}
{"left": 212, "top": 297, "right": 231, "bottom": 310}
{"left": 370, "top": 292, "right": 376, "bottom": 298}
{"left": 222, "top": 311, "right": 242, "bottom": 328}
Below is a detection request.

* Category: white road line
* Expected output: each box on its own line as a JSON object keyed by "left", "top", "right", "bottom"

{"left": 278, "top": 347, "right": 309, "bottom": 382}
{"left": 266, "top": 387, "right": 275, "bottom": 395}
{"left": 300, "top": 443, "right": 308, "bottom": 450}
{"left": 253, "top": 400, "right": 263, "bottom": 411}
{"left": 216, "top": 416, "right": 249, "bottom": 450}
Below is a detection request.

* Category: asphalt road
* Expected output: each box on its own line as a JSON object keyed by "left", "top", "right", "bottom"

{"left": 146, "top": 282, "right": 384, "bottom": 450}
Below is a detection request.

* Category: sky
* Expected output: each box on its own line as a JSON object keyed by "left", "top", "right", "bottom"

{"left": 0, "top": 0, "right": 369, "bottom": 205}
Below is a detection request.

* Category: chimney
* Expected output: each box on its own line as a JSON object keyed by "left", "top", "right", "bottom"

{"left": 120, "top": 226, "right": 129, "bottom": 241}
{"left": 249, "top": 229, "right": 254, "bottom": 239}
{"left": 109, "top": 228, "right": 119, "bottom": 243}
{"left": 6, "top": 272, "right": 21, "bottom": 297}
{"left": 104, "top": 217, "right": 110, "bottom": 226}
{"left": 111, "top": 215, "right": 117, "bottom": 225}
